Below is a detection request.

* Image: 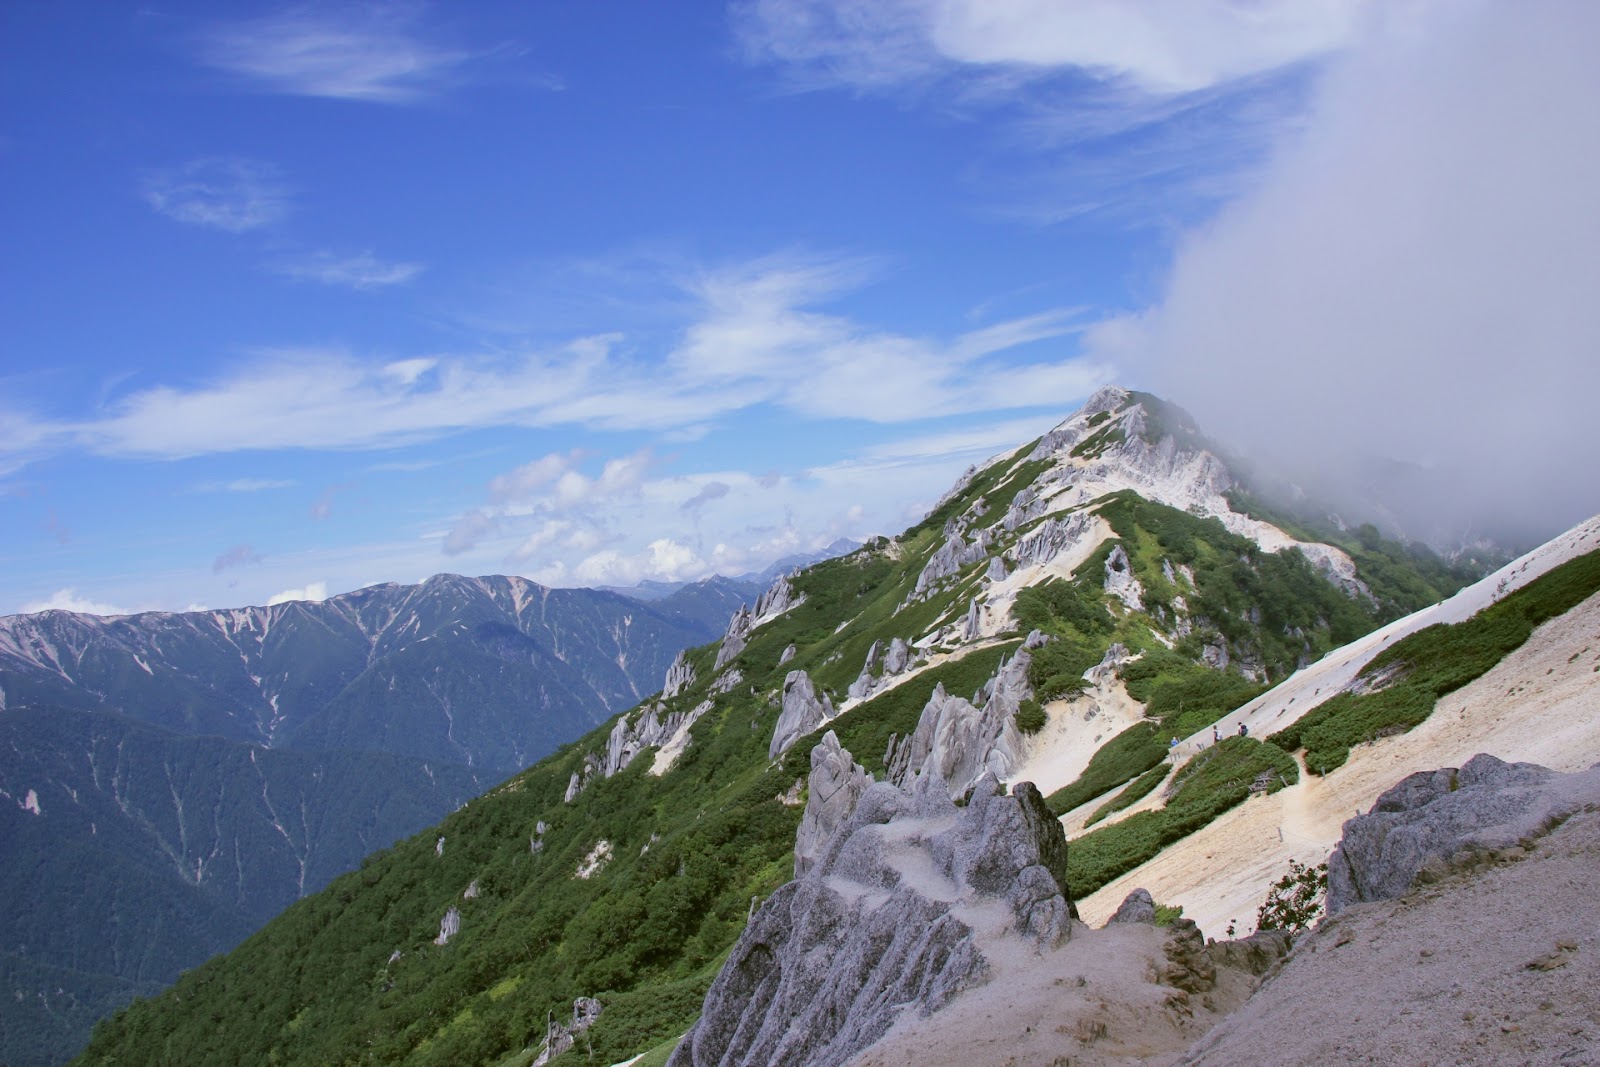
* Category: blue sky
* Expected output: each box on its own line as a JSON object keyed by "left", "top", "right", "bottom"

{"left": 3, "top": 1, "right": 1596, "bottom": 614}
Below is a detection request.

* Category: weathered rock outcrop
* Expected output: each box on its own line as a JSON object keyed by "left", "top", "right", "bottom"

{"left": 882, "top": 636, "right": 911, "bottom": 675}
{"left": 1001, "top": 485, "right": 1047, "bottom": 531}
{"left": 912, "top": 525, "right": 993, "bottom": 599}
{"left": 1326, "top": 753, "right": 1600, "bottom": 915}
{"left": 846, "top": 637, "right": 916, "bottom": 702}
{"left": 600, "top": 701, "right": 694, "bottom": 777}
{"left": 566, "top": 700, "right": 714, "bottom": 801}
{"left": 663, "top": 650, "right": 696, "bottom": 699}
{"left": 1107, "top": 887, "right": 1156, "bottom": 924}
{"left": 667, "top": 773, "right": 1073, "bottom": 1067}
{"left": 1026, "top": 384, "right": 1126, "bottom": 461}
{"left": 714, "top": 605, "right": 754, "bottom": 670}
{"left": 753, "top": 573, "right": 801, "bottom": 621}
{"left": 1103, "top": 543, "right": 1144, "bottom": 611}
{"left": 532, "top": 997, "right": 603, "bottom": 1067}
{"left": 793, "top": 732, "right": 872, "bottom": 877}
{"left": 1008, "top": 510, "right": 1095, "bottom": 569}
{"left": 769, "top": 670, "right": 834, "bottom": 759}
{"left": 845, "top": 640, "right": 883, "bottom": 702}
{"left": 433, "top": 906, "right": 461, "bottom": 946}
{"left": 883, "top": 649, "right": 1033, "bottom": 798}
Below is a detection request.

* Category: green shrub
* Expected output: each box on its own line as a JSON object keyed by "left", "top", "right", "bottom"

{"left": 1255, "top": 860, "right": 1328, "bottom": 933}
{"left": 1046, "top": 722, "right": 1168, "bottom": 815}
{"left": 1013, "top": 698, "right": 1047, "bottom": 735}
{"left": 1066, "top": 738, "right": 1297, "bottom": 896}
{"left": 1152, "top": 902, "right": 1184, "bottom": 927}
{"left": 1273, "top": 548, "right": 1600, "bottom": 773}
{"left": 1084, "top": 763, "right": 1167, "bottom": 826}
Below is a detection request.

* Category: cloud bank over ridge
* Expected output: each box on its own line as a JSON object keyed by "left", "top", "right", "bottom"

{"left": 1094, "top": 0, "right": 1600, "bottom": 546}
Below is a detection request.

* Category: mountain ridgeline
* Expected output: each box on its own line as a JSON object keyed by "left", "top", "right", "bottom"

{"left": 58, "top": 386, "right": 1509, "bottom": 1067}
{"left": 0, "top": 574, "right": 758, "bottom": 1067}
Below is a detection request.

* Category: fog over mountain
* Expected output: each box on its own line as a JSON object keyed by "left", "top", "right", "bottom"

{"left": 1095, "top": 0, "right": 1600, "bottom": 549}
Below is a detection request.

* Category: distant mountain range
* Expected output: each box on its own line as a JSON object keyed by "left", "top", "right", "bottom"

{"left": 0, "top": 573, "right": 755, "bottom": 1067}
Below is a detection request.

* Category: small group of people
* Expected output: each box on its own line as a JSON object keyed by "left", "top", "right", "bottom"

{"left": 1212, "top": 722, "right": 1248, "bottom": 744}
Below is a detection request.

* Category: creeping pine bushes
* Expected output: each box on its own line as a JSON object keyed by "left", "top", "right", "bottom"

{"left": 1013, "top": 698, "right": 1047, "bottom": 735}
{"left": 1272, "top": 547, "right": 1600, "bottom": 774}
{"left": 1255, "top": 859, "right": 1328, "bottom": 934}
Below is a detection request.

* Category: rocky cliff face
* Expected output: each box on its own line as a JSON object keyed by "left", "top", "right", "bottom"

{"left": 1326, "top": 752, "right": 1600, "bottom": 914}
{"left": 792, "top": 731, "right": 872, "bottom": 878}
{"left": 844, "top": 637, "right": 915, "bottom": 702}
{"left": 669, "top": 738, "right": 1073, "bottom": 1067}
{"left": 769, "top": 670, "right": 835, "bottom": 760}
{"left": 663, "top": 650, "right": 696, "bottom": 698}
{"left": 883, "top": 644, "right": 1038, "bottom": 798}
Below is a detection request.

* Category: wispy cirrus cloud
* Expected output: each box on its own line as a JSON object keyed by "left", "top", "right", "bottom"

{"left": 198, "top": 6, "right": 477, "bottom": 103}
{"left": 142, "top": 157, "right": 289, "bottom": 232}
{"left": 733, "top": 0, "right": 1366, "bottom": 95}
{"left": 272, "top": 250, "right": 424, "bottom": 290}
{"left": 2, "top": 252, "right": 1099, "bottom": 468}
{"left": 734, "top": 1, "right": 1362, "bottom": 226}
{"left": 193, "top": 477, "right": 297, "bottom": 493}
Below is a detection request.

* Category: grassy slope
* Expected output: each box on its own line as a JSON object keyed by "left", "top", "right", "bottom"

{"left": 1065, "top": 737, "right": 1298, "bottom": 898}
{"left": 1272, "top": 547, "right": 1600, "bottom": 773}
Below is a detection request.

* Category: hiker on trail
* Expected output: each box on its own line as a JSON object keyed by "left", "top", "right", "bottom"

{"left": 1238, "top": 722, "right": 1249, "bottom": 737}
{"left": 1213, "top": 726, "right": 1221, "bottom": 744}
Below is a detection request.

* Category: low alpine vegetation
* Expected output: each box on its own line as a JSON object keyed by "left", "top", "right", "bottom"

{"left": 1273, "top": 548, "right": 1600, "bottom": 773}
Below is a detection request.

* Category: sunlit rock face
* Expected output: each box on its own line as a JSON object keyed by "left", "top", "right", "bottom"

{"left": 668, "top": 767, "right": 1073, "bottom": 1067}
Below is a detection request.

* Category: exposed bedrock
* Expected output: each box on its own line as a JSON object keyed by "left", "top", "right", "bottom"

{"left": 669, "top": 754, "right": 1074, "bottom": 1067}
{"left": 769, "top": 670, "right": 834, "bottom": 760}
{"left": 1327, "top": 753, "right": 1600, "bottom": 915}
{"left": 883, "top": 649, "right": 1033, "bottom": 799}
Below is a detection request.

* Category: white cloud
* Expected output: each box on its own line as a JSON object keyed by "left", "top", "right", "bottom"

{"left": 736, "top": 3, "right": 1353, "bottom": 226}
{"left": 1100, "top": 0, "right": 1600, "bottom": 545}
{"left": 6, "top": 254, "right": 1093, "bottom": 468}
{"left": 19, "top": 589, "right": 127, "bottom": 616}
{"left": 571, "top": 538, "right": 709, "bottom": 587}
{"left": 142, "top": 158, "right": 288, "bottom": 232}
{"left": 735, "top": 0, "right": 1366, "bottom": 94}
{"left": 267, "top": 581, "right": 328, "bottom": 606}
{"left": 273, "top": 251, "right": 423, "bottom": 290}
{"left": 199, "top": 8, "right": 475, "bottom": 103}
{"left": 448, "top": 447, "right": 659, "bottom": 557}
{"left": 443, "top": 509, "right": 498, "bottom": 556}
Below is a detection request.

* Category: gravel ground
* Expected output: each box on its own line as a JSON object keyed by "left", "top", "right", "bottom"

{"left": 1182, "top": 808, "right": 1600, "bottom": 1067}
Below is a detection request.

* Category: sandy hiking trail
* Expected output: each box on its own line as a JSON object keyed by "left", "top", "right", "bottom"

{"left": 1076, "top": 590, "right": 1600, "bottom": 938}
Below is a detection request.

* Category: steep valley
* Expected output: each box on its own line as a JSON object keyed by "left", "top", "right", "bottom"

{"left": 0, "top": 574, "right": 757, "bottom": 1066}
